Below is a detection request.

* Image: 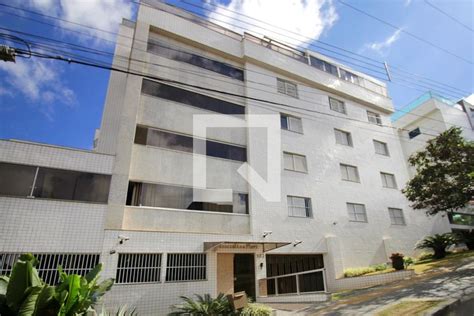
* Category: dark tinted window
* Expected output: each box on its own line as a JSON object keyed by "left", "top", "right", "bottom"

{"left": 126, "top": 182, "right": 249, "bottom": 214}
{"left": 0, "top": 162, "right": 36, "bottom": 197}
{"left": 141, "top": 79, "right": 245, "bottom": 115}
{"left": 309, "top": 56, "right": 338, "bottom": 76}
{"left": 148, "top": 40, "right": 244, "bottom": 81}
{"left": 135, "top": 126, "right": 246, "bottom": 162}
{"left": 409, "top": 127, "right": 421, "bottom": 139}
{"left": 134, "top": 126, "right": 148, "bottom": 145}
{"left": 266, "top": 254, "right": 324, "bottom": 277}
{"left": 34, "top": 168, "right": 110, "bottom": 203}
{"left": 280, "top": 114, "right": 289, "bottom": 130}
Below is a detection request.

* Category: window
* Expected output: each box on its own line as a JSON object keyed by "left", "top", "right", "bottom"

{"left": 347, "top": 203, "right": 368, "bottom": 222}
{"left": 283, "top": 152, "right": 307, "bottom": 172}
{"left": 381, "top": 172, "right": 397, "bottom": 189}
{"left": 448, "top": 212, "right": 474, "bottom": 226}
{"left": 116, "top": 253, "right": 162, "bottom": 284}
{"left": 277, "top": 78, "right": 298, "bottom": 98}
{"left": 0, "top": 162, "right": 111, "bottom": 203}
{"left": 309, "top": 56, "right": 338, "bottom": 76}
{"left": 340, "top": 69, "right": 359, "bottom": 84}
{"left": 0, "top": 162, "right": 37, "bottom": 197}
{"left": 166, "top": 253, "right": 206, "bottom": 282}
{"left": 409, "top": 127, "right": 421, "bottom": 139}
{"left": 335, "top": 129, "right": 353, "bottom": 146}
{"left": 141, "top": 79, "right": 245, "bottom": 115}
{"left": 367, "top": 111, "right": 382, "bottom": 125}
{"left": 329, "top": 97, "right": 346, "bottom": 114}
{"left": 135, "top": 126, "right": 247, "bottom": 162}
{"left": 373, "top": 140, "right": 389, "bottom": 156}
{"left": 126, "top": 182, "right": 249, "bottom": 214}
{"left": 388, "top": 208, "right": 406, "bottom": 225}
{"left": 340, "top": 164, "right": 360, "bottom": 182}
{"left": 280, "top": 114, "right": 303, "bottom": 133}
{"left": 287, "top": 196, "right": 312, "bottom": 218}
{"left": 0, "top": 253, "right": 99, "bottom": 285}
{"left": 147, "top": 40, "right": 244, "bottom": 81}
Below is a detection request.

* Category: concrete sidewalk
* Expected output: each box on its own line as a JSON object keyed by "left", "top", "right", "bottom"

{"left": 291, "top": 258, "right": 474, "bottom": 315}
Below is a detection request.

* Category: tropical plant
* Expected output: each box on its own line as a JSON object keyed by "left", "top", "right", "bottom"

{"left": 389, "top": 253, "right": 405, "bottom": 270}
{"left": 402, "top": 127, "right": 474, "bottom": 216}
{"left": 415, "top": 233, "right": 458, "bottom": 259}
{"left": 403, "top": 256, "right": 415, "bottom": 268}
{"left": 169, "top": 293, "right": 234, "bottom": 316}
{"left": 240, "top": 303, "right": 272, "bottom": 316}
{"left": 0, "top": 253, "right": 114, "bottom": 316}
{"left": 96, "top": 304, "right": 138, "bottom": 316}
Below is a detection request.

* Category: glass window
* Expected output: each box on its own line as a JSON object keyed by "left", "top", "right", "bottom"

{"left": 141, "top": 79, "right": 245, "bottom": 115}
{"left": 287, "top": 196, "right": 312, "bottom": 217}
{"left": 448, "top": 212, "right": 474, "bottom": 226}
{"left": 347, "top": 203, "right": 368, "bottom": 222}
{"left": 340, "top": 164, "right": 360, "bottom": 182}
{"left": 381, "top": 172, "right": 397, "bottom": 189}
{"left": 388, "top": 208, "right": 406, "bottom": 225}
{"left": 340, "top": 69, "right": 359, "bottom": 84}
{"left": 367, "top": 111, "right": 382, "bottom": 125}
{"left": 280, "top": 114, "right": 303, "bottom": 133}
{"left": 277, "top": 78, "right": 298, "bottom": 98}
{"left": 283, "top": 152, "right": 307, "bottom": 172}
{"left": 33, "top": 168, "right": 111, "bottom": 203}
{"left": 126, "top": 182, "right": 249, "bottom": 214}
{"left": 309, "top": 56, "right": 338, "bottom": 76}
{"left": 335, "top": 129, "right": 352, "bottom": 146}
{"left": 136, "top": 126, "right": 247, "bottom": 162}
{"left": 329, "top": 97, "right": 346, "bottom": 114}
{"left": 116, "top": 253, "right": 162, "bottom": 284}
{"left": 409, "top": 127, "right": 421, "bottom": 139}
{"left": 166, "top": 253, "right": 206, "bottom": 282}
{"left": 0, "top": 162, "right": 37, "bottom": 197}
{"left": 147, "top": 40, "right": 244, "bottom": 81}
{"left": 373, "top": 140, "right": 389, "bottom": 156}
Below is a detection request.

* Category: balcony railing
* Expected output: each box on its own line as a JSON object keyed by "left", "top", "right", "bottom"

{"left": 258, "top": 268, "right": 327, "bottom": 297}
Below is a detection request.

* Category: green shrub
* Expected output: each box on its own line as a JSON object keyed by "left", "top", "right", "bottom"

{"left": 169, "top": 293, "right": 233, "bottom": 315}
{"left": 343, "top": 267, "right": 376, "bottom": 278}
{"left": 371, "top": 263, "right": 388, "bottom": 271}
{"left": 403, "top": 256, "right": 415, "bottom": 268}
{"left": 240, "top": 303, "right": 272, "bottom": 316}
{"left": 417, "top": 252, "right": 433, "bottom": 261}
{"left": 416, "top": 233, "right": 458, "bottom": 259}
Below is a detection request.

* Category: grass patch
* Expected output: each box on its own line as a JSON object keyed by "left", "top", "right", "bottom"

{"left": 411, "top": 250, "right": 474, "bottom": 274}
{"left": 376, "top": 300, "right": 443, "bottom": 316}
{"left": 331, "top": 290, "right": 354, "bottom": 301}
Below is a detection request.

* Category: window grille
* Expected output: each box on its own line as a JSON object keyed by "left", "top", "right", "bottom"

{"left": 0, "top": 253, "right": 100, "bottom": 284}
{"left": 116, "top": 253, "right": 162, "bottom": 284}
{"left": 277, "top": 78, "right": 298, "bottom": 98}
{"left": 166, "top": 253, "right": 206, "bottom": 282}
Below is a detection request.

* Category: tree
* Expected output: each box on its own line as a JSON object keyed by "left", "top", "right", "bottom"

{"left": 403, "top": 127, "right": 474, "bottom": 216}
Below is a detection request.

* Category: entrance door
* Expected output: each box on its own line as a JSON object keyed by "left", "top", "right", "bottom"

{"left": 233, "top": 254, "right": 255, "bottom": 299}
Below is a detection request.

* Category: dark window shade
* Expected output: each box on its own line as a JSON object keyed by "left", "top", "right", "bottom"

{"left": 141, "top": 79, "right": 245, "bottom": 115}
{"left": 0, "top": 162, "right": 37, "bottom": 197}
{"left": 33, "top": 168, "right": 111, "bottom": 203}
{"left": 135, "top": 126, "right": 247, "bottom": 162}
{"left": 147, "top": 40, "right": 244, "bottom": 81}
{"left": 266, "top": 255, "right": 324, "bottom": 277}
{"left": 409, "top": 127, "right": 421, "bottom": 139}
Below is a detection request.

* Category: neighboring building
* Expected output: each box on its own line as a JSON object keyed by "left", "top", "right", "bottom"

{"left": 392, "top": 92, "right": 474, "bottom": 235}
{"left": 0, "top": 1, "right": 453, "bottom": 314}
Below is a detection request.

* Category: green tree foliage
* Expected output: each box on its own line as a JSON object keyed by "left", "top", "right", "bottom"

{"left": 403, "top": 127, "right": 474, "bottom": 216}
{"left": 0, "top": 254, "right": 115, "bottom": 316}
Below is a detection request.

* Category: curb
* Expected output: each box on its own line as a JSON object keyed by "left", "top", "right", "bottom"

{"left": 430, "top": 293, "right": 474, "bottom": 316}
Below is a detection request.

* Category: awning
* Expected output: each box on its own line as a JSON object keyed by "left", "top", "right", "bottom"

{"left": 203, "top": 241, "right": 291, "bottom": 252}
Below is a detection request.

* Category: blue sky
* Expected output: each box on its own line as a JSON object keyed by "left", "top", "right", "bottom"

{"left": 0, "top": 0, "right": 472, "bottom": 149}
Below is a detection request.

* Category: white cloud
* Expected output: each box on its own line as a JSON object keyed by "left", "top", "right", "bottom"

{"left": 205, "top": 0, "right": 338, "bottom": 48}
{"left": 365, "top": 29, "right": 402, "bottom": 55}
{"left": 0, "top": 59, "right": 77, "bottom": 121}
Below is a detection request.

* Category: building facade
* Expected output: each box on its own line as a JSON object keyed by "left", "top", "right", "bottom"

{"left": 0, "top": 1, "right": 457, "bottom": 315}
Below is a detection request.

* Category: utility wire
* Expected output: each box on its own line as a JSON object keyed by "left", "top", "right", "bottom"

{"left": 337, "top": 0, "right": 473, "bottom": 65}
{"left": 424, "top": 0, "right": 473, "bottom": 33}
{"left": 0, "top": 1, "right": 469, "bottom": 97}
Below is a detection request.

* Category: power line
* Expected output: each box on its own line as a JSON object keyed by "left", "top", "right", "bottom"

{"left": 2, "top": 26, "right": 471, "bottom": 133}
{"left": 424, "top": 0, "right": 473, "bottom": 33}
{"left": 337, "top": 0, "right": 473, "bottom": 65}
{"left": 0, "top": 0, "right": 469, "bottom": 97}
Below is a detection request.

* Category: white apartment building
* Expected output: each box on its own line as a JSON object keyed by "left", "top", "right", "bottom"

{"left": 0, "top": 1, "right": 455, "bottom": 314}
{"left": 392, "top": 92, "right": 474, "bottom": 233}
